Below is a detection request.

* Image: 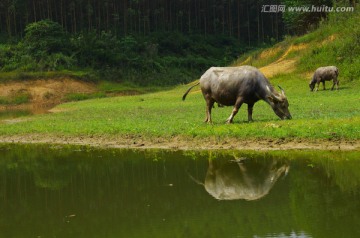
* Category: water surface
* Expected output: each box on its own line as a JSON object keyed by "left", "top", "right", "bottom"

{"left": 0, "top": 144, "right": 359, "bottom": 238}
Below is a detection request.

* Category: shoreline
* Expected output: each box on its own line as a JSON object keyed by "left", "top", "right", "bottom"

{"left": 0, "top": 134, "right": 359, "bottom": 151}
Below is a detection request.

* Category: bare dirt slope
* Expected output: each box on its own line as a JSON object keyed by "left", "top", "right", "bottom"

{"left": 0, "top": 78, "right": 96, "bottom": 110}
{"left": 258, "top": 44, "right": 307, "bottom": 78}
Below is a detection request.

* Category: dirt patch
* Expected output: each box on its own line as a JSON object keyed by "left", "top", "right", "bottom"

{"left": 259, "top": 59, "right": 297, "bottom": 78}
{"left": 321, "top": 34, "right": 337, "bottom": 45}
{"left": 260, "top": 44, "right": 308, "bottom": 78}
{"left": 0, "top": 134, "right": 359, "bottom": 151}
{"left": 258, "top": 46, "right": 282, "bottom": 60}
{"left": 238, "top": 56, "right": 253, "bottom": 65}
{"left": 0, "top": 78, "right": 97, "bottom": 110}
{"left": 276, "top": 43, "right": 307, "bottom": 62}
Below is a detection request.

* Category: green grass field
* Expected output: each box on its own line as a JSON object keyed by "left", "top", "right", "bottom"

{"left": 0, "top": 73, "right": 358, "bottom": 142}
{"left": 0, "top": 11, "right": 359, "bottom": 144}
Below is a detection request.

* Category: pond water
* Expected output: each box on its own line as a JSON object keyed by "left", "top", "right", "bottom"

{"left": 0, "top": 144, "right": 359, "bottom": 238}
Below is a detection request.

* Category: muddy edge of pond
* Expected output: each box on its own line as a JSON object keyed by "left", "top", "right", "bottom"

{"left": 0, "top": 134, "right": 359, "bottom": 151}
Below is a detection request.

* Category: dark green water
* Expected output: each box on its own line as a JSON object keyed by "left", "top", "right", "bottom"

{"left": 0, "top": 144, "right": 359, "bottom": 238}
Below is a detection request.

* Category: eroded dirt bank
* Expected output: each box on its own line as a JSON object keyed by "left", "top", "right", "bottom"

{"left": 0, "top": 78, "right": 96, "bottom": 111}
{"left": 0, "top": 134, "right": 359, "bottom": 151}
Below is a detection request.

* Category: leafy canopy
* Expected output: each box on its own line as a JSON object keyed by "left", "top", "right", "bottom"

{"left": 22, "top": 19, "right": 69, "bottom": 59}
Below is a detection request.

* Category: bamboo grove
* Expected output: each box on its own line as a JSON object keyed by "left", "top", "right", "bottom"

{"left": 0, "top": 0, "right": 353, "bottom": 85}
{"left": 1, "top": 0, "right": 288, "bottom": 44}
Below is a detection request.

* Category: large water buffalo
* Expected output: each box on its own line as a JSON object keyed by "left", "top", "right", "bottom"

{"left": 182, "top": 66, "right": 292, "bottom": 123}
{"left": 309, "top": 66, "right": 339, "bottom": 91}
{"left": 189, "top": 157, "right": 289, "bottom": 201}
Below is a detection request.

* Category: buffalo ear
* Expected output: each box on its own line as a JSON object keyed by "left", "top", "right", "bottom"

{"left": 267, "top": 95, "right": 277, "bottom": 103}
{"left": 268, "top": 94, "right": 282, "bottom": 103}
{"left": 266, "top": 85, "right": 283, "bottom": 102}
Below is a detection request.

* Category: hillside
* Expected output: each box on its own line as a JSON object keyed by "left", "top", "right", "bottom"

{"left": 234, "top": 10, "right": 360, "bottom": 81}
{"left": 0, "top": 10, "right": 359, "bottom": 150}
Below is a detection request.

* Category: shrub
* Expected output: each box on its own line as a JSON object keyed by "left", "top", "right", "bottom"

{"left": 22, "top": 19, "right": 69, "bottom": 60}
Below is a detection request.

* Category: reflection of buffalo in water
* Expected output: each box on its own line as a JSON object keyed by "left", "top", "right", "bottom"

{"left": 192, "top": 157, "right": 289, "bottom": 201}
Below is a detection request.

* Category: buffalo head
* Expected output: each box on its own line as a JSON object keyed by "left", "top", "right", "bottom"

{"left": 267, "top": 86, "right": 292, "bottom": 120}
{"left": 309, "top": 82, "right": 315, "bottom": 91}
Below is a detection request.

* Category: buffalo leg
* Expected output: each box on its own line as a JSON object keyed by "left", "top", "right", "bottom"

{"left": 331, "top": 79, "right": 339, "bottom": 90}
{"left": 315, "top": 82, "right": 320, "bottom": 92}
{"left": 204, "top": 95, "right": 215, "bottom": 123}
{"left": 247, "top": 103, "right": 254, "bottom": 122}
{"left": 226, "top": 97, "right": 243, "bottom": 124}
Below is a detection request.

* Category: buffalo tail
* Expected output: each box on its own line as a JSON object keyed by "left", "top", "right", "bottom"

{"left": 182, "top": 82, "right": 200, "bottom": 101}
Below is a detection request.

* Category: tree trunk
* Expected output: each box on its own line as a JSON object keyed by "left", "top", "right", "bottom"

{"left": 237, "top": 1, "right": 241, "bottom": 40}
{"left": 33, "top": 0, "right": 37, "bottom": 22}
{"left": 247, "top": 3, "right": 250, "bottom": 46}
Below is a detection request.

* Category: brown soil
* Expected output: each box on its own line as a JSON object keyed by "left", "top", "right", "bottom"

{"left": 260, "top": 59, "right": 297, "bottom": 78}
{"left": 259, "top": 44, "right": 308, "bottom": 78}
{"left": 258, "top": 46, "right": 282, "bottom": 60}
{"left": 0, "top": 78, "right": 97, "bottom": 111}
{"left": 0, "top": 134, "right": 358, "bottom": 151}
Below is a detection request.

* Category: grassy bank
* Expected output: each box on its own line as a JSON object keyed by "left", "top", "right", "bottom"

{"left": 0, "top": 11, "right": 359, "bottom": 147}
{"left": 0, "top": 74, "right": 359, "bottom": 143}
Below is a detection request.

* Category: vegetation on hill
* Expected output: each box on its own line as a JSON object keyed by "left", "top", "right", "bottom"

{"left": 236, "top": 8, "right": 360, "bottom": 83}
{"left": 0, "top": 0, "right": 351, "bottom": 86}
{"left": 0, "top": 8, "right": 360, "bottom": 146}
{"left": 0, "top": 1, "right": 359, "bottom": 148}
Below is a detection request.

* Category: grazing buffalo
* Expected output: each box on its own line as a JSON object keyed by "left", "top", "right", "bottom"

{"left": 309, "top": 66, "right": 339, "bottom": 91}
{"left": 182, "top": 66, "right": 292, "bottom": 123}
{"left": 189, "top": 157, "right": 289, "bottom": 201}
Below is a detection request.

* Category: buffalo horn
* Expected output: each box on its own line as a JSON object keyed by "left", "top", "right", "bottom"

{"left": 267, "top": 85, "right": 283, "bottom": 102}
{"left": 278, "top": 85, "right": 286, "bottom": 97}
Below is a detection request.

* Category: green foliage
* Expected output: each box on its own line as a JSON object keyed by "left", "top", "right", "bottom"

{"left": 0, "top": 91, "right": 31, "bottom": 105}
{"left": 71, "top": 31, "right": 121, "bottom": 68}
{"left": 23, "top": 19, "right": 69, "bottom": 57}
{"left": 0, "top": 70, "right": 97, "bottom": 82}
{"left": 0, "top": 20, "right": 74, "bottom": 72}
{"left": 0, "top": 19, "right": 243, "bottom": 85}
{"left": 297, "top": 8, "right": 360, "bottom": 81}
{"left": 281, "top": 0, "right": 333, "bottom": 35}
{"left": 0, "top": 44, "right": 13, "bottom": 68}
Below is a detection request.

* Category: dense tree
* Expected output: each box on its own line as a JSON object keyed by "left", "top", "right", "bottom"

{"left": 281, "top": 0, "right": 334, "bottom": 35}
{"left": 0, "top": 0, "right": 356, "bottom": 85}
{"left": 22, "top": 19, "right": 68, "bottom": 59}
{"left": 0, "top": 0, "right": 289, "bottom": 45}
{"left": 0, "top": 1, "right": 355, "bottom": 42}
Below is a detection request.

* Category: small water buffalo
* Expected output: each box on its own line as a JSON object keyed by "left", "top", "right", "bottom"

{"left": 182, "top": 66, "right": 292, "bottom": 123}
{"left": 309, "top": 66, "right": 339, "bottom": 91}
